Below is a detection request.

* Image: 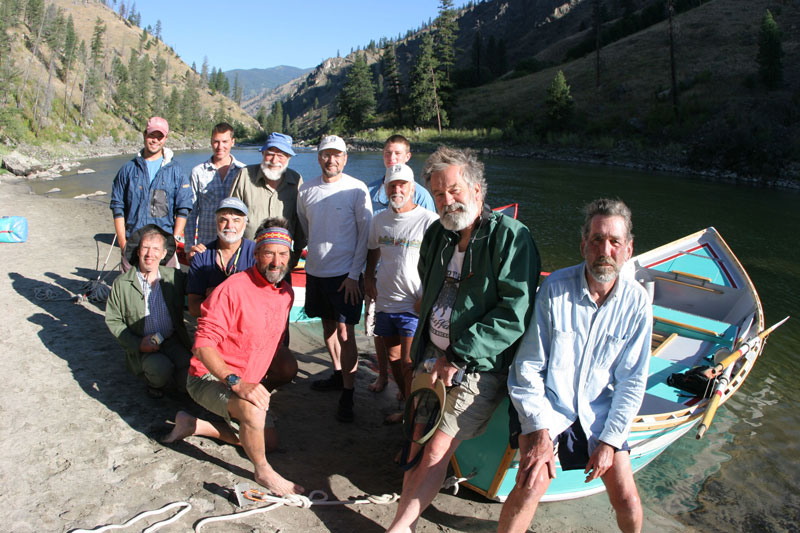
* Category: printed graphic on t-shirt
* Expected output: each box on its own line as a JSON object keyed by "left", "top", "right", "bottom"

{"left": 428, "top": 250, "right": 465, "bottom": 351}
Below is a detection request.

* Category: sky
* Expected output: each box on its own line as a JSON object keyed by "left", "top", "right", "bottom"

{"left": 129, "top": 0, "right": 469, "bottom": 72}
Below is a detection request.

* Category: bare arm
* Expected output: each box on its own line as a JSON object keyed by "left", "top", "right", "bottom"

{"left": 113, "top": 217, "right": 127, "bottom": 251}
{"left": 364, "top": 248, "right": 380, "bottom": 300}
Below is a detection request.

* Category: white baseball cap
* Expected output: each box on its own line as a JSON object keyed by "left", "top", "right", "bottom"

{"left": 318, "top": 135, "right": 347, "bottom": 153}
{"left": 384, "top": 163, "right": 414, "bottom": 184}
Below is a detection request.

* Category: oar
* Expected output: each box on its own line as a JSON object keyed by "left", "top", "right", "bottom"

{"left": 696, "top": 316, "right": 790, "bottom": 439}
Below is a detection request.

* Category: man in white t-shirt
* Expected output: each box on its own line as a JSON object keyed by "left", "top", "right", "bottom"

{"left": 365, "top": 163, "right": 439, "bottom": 423}
{"left": 296, "top": 135, "right": 373, "bottom": 423}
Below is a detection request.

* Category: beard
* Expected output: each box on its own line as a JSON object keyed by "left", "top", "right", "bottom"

{"left": 218, "top": 228, "right": 244, "bottom": 244}
{"left": 261, "top": 161, "right": 287, "bottom": 181}
{"left": 439, "top": 200, "right": 479, "bottom": 232}
{"left": 585, "top": 256, "right": 623, "bottom": 284}
{"left": 260, "top": 263, "right": 288, "bottom": 284}
{"left": 389, "top": 193, "right": 410, "bottom": 210}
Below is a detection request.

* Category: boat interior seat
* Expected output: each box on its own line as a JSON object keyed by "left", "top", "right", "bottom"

{"left": 638, "top": 392, "right": 691, "bottom": 416}
{"left": 646, "top": 355, "right": 691, "bottom": 404}
{"left": 652, "top": 304, "right": 737, "bottom": 349}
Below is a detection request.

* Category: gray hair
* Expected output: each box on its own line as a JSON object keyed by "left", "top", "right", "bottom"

{"left": 421, "top": 146, "right": 487, "bottom": 200}
{"left": 139, "top": 228, "right": 167, "bottom": 249}
{"left": 581, "top": 198, "right": 633, "bottom": 241}
{"left": 215, "top": 209, "right": 248, "bottom": 223}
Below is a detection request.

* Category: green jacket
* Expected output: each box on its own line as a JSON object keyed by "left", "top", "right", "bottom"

{"left": 412, "top": 207, "right": 540, "bottom": 373}
{"left": 105, "top": 266, "right": 191, "bottom": 377}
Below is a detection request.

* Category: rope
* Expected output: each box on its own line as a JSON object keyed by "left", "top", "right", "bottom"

{"left": 34, "top": 236, "right": 118, "bottom": 303}
{"left": 69, "top": 501, "right": 191, "bottom": 533}
{"left": 442, "top": 469, "right": 477, "bottom": 496}
{"left": 194, "top": 490, "right": 399, "bottom": 532}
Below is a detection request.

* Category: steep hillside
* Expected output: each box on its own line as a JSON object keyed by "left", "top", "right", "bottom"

{"left": 1, "top": 0, "right": 258, "bottom": 152}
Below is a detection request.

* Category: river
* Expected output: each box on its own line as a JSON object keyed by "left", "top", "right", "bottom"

{"left": 30, "top": 147, "right": 800, "bottom": 530}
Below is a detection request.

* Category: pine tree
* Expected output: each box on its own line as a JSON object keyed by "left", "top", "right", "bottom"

{"left": 382, "top": 42, "right": 404, "bottom": 125}
{"left": 0, "top": 0, "right": 18, "bottom": 106}
{"left": 757, "top": 9, "right": 783, "bottom": 89}
{"left": 337, "top": 53, "right": 376, "bottom": 130}
{"left": 434, "top": 0, "right": 458, "bottom": 84}
{"left": 545, "top": 70, "right": 574, "bottom": 129}
{"left": 165, "top": 86, "right": 181, "bottom": 127}
{"left": 200, "top": 56, "right": 209, "bottom": 87}
{"left": 232, "top": 72, "right": 242, "bottom": 105}
{"left": 409, "top": 33, "right": 445, "bottom": 130}
{"left": 154, "top": 19, "right": 162, "bottom": 40}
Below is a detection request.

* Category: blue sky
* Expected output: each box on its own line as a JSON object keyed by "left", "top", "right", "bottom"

{"left": 129, "top": 0, "right": 468, "bottom": 72}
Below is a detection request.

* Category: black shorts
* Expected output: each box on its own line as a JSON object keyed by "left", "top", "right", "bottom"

{"left": 555, "top": 419, "right": 630, "bottom": 471}
{"left": 305, "top": 273, "right": 364, "bottom": 325}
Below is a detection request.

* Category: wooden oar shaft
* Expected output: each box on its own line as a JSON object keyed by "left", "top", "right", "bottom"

{"left": 714, "top": 316, "right": 790, "bottom": 373}
{"left": 696, "top": 388, "right": 724, "bottom": 439}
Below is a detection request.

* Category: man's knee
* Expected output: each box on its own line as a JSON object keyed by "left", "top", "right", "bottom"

{"left": 230, "top": 398, "right": 267, "bottom": 430}
{"left": 338, "top": 323, "right": 354, "bottom": 343}
{"left": 141, "top": 352, "right": 174, "bottom": 389}
{"left": 268, "top": 347, "right": 298, "bottom": 385}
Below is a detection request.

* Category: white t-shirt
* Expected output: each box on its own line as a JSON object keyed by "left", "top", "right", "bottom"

{"left": 296, "top": 173, "right": 372, "bottom": 279}
{"left": 428, "top": 248, "right": 465, "bottom": 350}
{"left": 368, "top": 205, "right": 439, "bottom": 314}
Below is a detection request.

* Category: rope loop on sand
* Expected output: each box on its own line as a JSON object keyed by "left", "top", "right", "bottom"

{"left": 69, "top": 501, "right": 191, "bottom": 533}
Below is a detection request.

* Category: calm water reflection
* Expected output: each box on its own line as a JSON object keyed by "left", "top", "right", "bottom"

{"left": 30, "top": 146, "right": 800, "bottom": 529}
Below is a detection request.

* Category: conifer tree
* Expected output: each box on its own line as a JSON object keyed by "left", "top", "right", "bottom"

{"left": 757, "top": 9, "right": 783, "bottom": 89}
{"left": 545, "top": 70, "right": 574, "bottom": 129}
{"left": 0, "top": 0, "right": 18, "bottom": 105}
{"left": 338, "top": 53, "right": 376, "bottom": 130}
{"left": 409, "top": 32, "right": 445, "bottom": 130}
{"left": 434, "top": 0, "right": 458, "bottom": 84}
{"left": 382, "top": 42, "right": 404, "bottom": 125}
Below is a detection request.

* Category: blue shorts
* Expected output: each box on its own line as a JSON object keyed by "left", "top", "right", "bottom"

{"left": 375, "top": 311, "right": 419, "bottom": 338}
{"left": 305, "top": 273, "right": 364, "bottom": 325}
{"left": 555, "top": 419, "right": 630, "bottom": 471}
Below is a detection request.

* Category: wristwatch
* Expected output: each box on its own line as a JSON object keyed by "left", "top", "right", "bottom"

{"left": 224, "top": 374, "right": 241, "bottom": 388}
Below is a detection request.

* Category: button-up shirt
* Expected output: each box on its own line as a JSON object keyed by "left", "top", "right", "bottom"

{"left": 185, "top": 155, "right": 246, "bottom": 247}
{"left": 508, "top": 262, "right": 651, "bottom": 450}
{"left": 137, "top": 269, "right": 174, "bottom": 341}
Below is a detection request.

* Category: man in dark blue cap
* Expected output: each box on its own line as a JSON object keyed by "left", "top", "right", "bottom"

{"left": 230, "top": 132, "right": 306, "bottom": 269}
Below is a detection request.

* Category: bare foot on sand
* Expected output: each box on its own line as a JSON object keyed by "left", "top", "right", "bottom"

{"left": 161, "top": 411, "right": 197, "bottom": 444}
{"left": 255, "top": 464, "right": 304, "bottom": 496}
{"left": 368, "top": 375, "right": 388, "bottom": 393}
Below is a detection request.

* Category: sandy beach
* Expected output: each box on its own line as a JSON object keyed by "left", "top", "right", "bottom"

{"left": 0, "top": 177, "right": 692, "bottom": 532}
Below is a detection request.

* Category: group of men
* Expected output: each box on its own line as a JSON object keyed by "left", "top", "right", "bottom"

{"left": 104, "top": 116, "right": 653, "bottom": 533}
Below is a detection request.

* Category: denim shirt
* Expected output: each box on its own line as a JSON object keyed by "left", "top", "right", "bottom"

{"left": 508, "top": 262, "right": 652, "bottom": 450}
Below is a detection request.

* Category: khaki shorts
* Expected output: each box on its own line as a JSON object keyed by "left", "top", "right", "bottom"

{"left": 187, "top": 373, "right": 275, "bottom": 431}
{"left": 413, "top": 352, "right": 507, "bottom": 441}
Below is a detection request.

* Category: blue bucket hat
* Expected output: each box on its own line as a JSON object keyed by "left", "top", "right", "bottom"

{"left": 260, "top": 132, "right": 296, "bottom": 157}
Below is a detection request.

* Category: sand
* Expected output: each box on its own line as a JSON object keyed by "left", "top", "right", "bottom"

{"left": 0, "top": 177, "right": 692, "bottom": 532}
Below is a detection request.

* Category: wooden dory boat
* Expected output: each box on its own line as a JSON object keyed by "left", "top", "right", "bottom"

{"left": 452, "top": 227, "right": 767, "bottom": 502}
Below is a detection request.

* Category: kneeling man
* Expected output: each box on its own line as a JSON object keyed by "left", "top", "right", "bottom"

{"left": 163, "top": 218, "right": 303, "bottom": 496}
{"left": 500, "top": 198, "right": 652, "bottom": 533}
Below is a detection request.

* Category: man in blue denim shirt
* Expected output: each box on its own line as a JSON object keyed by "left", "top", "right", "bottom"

{"left": 500, "top": 199, "right": 651, "bottom": 533}
{"left": 111, "top": 117, "right": 192, "bottom": 271}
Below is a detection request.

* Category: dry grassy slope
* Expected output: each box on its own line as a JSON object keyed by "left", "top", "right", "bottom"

{"left": 452, "top": 0, "right": 799, "bottom": 135}
{"left": 21, "top": 0, "right": 256, "bottom": 133}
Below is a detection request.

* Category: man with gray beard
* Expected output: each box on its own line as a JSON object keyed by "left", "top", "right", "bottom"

{"left": 230, "top": 132, "right": 306, "bottom": 269}
{"left": 186, "top": 197, "right": 255, "bottom": 317}
{"left": 386, "top": 147, "right": 540, "bottom": 533}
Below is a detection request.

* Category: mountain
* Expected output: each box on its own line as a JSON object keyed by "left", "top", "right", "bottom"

{"left": 224, "top": 66, "right": 313, "bottom": 101}
{"left": 0, "top": 0, "right": 258, "bottom": 149}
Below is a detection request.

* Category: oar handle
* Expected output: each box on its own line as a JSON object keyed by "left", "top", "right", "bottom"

{"left": 696, "top": 387, "right": 724, "bottom": 439}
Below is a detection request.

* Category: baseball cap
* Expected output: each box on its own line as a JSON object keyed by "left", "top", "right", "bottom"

{"left": 384, "top": 163, "right": 414, "bottom": 184}
{"left": 215, "top": 197, "right": 248, "bottom": 216}
{"left": 318, "top": 135, "right": 347, "bottom": 153}
{"left": 145, "top": 116, "right": 169, "bottom": 136}
{"left": 260, "top": 132, "right": 296, "bottom": 157}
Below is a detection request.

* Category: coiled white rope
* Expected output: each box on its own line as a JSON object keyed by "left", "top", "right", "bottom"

{"left": 194, "top": 490, "right": 400, "bottom": 532}
{"left": 33, "top": 236, "right": 118, "bottom": 303}
{"left": 70, "top": 501, "right": 191, "bottom": 533}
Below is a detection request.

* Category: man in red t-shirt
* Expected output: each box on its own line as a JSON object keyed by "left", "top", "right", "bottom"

{"left": 162, "top": 217, "right": 303, "bottom": 496}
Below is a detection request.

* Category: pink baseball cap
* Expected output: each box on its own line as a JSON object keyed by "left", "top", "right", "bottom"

{"left": 145, "top": 116, "right": 169, "bottom": 136}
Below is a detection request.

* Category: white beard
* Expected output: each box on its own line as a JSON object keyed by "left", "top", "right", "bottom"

{"left": 261, "top": 161, "right": 286, "bottom": 182}
{"left": 439, "top": 200, "right": 479, "bottom": 232}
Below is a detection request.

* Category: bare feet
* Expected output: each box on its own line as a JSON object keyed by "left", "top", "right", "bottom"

{"left": 161, "top": 411, "right": 197, "bottom": 444}
{"left": 368, "top": 375, "right": 388, "bottom": 393}
{"left": 384, "top": 411, "right": 403, "bottom": 424}
{"left": 254, "top": 464, "right": 304, "bottom": 496}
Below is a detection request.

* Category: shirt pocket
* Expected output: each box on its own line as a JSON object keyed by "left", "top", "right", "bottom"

{"left": 151, "top": 188, "right": 169, "bottom": 218}
{"left": 550, "top": 329, "right": 576, "bottom": 371}
{"left": 592, "top": 333, "right": 628, "bottom": 370}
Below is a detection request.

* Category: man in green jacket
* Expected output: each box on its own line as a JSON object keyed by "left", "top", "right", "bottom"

{"left": 105, "top": 225, "right": 192, "bottom": 398}
{"left": 386, "top": 147, "right": 540, "bottom": 533}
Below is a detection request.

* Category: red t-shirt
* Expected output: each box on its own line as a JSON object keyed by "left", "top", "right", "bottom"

{"left": 190, "top": 266, "right": 293, "bottom": 382}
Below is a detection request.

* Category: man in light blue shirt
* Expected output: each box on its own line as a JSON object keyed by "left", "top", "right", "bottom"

{"left": 500, "top": 198, "right": 651, "bottom": 533}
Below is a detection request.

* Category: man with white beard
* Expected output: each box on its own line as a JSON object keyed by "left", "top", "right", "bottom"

{"left": 386, "top": 147, "right": 540, "bottom": 533}
{"left": 364, "top": 163, "right": 439, "bottom": 423}
{"left": 230, "top": 132, "right": 306, "bottom": 269}
{"left": 186, "top": 197, "right": 255, "bottom": 317}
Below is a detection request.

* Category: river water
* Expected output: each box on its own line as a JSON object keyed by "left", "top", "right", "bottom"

{"left": 31, "top": 147, "right": 800, "bottom": 530}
